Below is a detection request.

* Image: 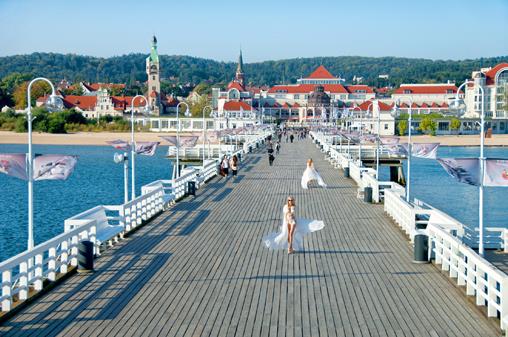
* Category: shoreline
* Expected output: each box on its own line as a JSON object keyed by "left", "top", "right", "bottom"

{"left": 1, "top": 131, "right": 508, "bottom": 147}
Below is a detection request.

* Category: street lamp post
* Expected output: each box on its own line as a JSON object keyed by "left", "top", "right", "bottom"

{"left": 202, "top": 106, "right": 212, "bottom": 163}
{"left": 175, "top": 102, "right": 190, "bottom": 179}
{"left": 451, "top": 80, "right": 485, "bottom": 255}
{"left": 26, "top": 78, "right": 63, "bottom": 250}
{"left": 130, "top": 95, "right": 149, "bottom": 200}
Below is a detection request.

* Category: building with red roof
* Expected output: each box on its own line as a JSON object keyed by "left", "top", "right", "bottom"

{"left": 464, "top": 63, "right": 508, "bottom": 120}
{"left": 391, "top": 83, "right": 458, "bottom": 106}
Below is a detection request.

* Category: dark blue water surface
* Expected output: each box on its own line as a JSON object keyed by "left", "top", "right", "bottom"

{"left": 0, "top": 144, "right": 173, "bottom": 262}
{"left": 379, "top": 146, "right": 508, "bottom": 235}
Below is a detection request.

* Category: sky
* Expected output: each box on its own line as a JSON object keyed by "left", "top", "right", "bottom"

{"left": 0, "top": 0, "right": 507, "bottom": 63}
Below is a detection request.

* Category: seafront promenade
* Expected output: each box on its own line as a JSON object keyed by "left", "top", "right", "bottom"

{"left": 0, "top": 138, "right": 502, "bottom": 337}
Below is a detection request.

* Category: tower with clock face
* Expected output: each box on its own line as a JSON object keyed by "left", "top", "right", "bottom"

{"left": 146, "top": 35, "right": 161, "bottom": 115}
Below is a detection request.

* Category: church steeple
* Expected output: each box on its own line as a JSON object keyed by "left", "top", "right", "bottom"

{"left": 235, "top": 49, "right": 245, "bottom": 86}
{"left": 146, "top": 35, "right": 161, "bottom": 115}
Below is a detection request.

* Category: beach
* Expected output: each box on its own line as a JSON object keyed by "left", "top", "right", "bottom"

{"left": 1, "top": 131, "right": 508, "bottom": 146}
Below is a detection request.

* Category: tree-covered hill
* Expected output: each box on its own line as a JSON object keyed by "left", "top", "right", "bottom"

{"left": 0, "top": 52, "right": 507, "bottom": 87}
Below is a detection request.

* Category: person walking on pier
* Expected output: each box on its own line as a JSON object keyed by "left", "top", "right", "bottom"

{"left": 268, "top": 152, "right": 275, "bottom": 166}
{"left": 290, "top": 133, "right": 294, "bottom": 143}
{"left": 275, "top": 141, "right": 280, "bottom": 154}
{"left": 230, "top": 154, "right": 238, "bottom": 178}
{"left": 301, "top": 158, "right": 327, "bottom": 189}
{"left": 263, "top": 196, "right": 325, "bottom": 254}
{"left": 220, "top": 155, "right": 229, "bottom": 178}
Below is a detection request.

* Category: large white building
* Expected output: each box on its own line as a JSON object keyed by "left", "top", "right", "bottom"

{"left": 464, "top": 63, "right": 508, "bottom": 119}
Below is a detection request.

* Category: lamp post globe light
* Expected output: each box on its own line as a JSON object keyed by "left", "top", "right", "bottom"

{"left": 175, "top": 102, "right": 190, "bottom": 179}
{"left": 26, "top": 78, "right": 63, "bottom": 250}
{"left": 202, "top": 106, "right": 212, "bottom": 162}
{"left": 391, "top": 97, "right": 413, "bottom": 203}
{"left": 130, "top": 95, "right": 150, "bottom": 200}
{"left": 450, "top": 80, "right": 486, "bottom": 255}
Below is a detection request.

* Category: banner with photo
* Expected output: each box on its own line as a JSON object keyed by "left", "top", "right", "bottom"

{"left": 135, "top": 142, "right": 159, "bottom": 156}
{"left": 33, "top": 154, "right": 78, "bottom": 181}
{"left": 437, "top": 158, "right": 481, "bottom": 186}
{"left": 107, "top": 139, "right": 130, "bottom": 151}
{"left": 400, "top": 143, "right": 439, "bottom": 159}
{"left": 159, "top": 135, "right": 199, "bottom": 147}
{"left": 484, "top": 159, "right": 508, "bottom": 187}
{"left": 0, "top": 153, "right": 28, "bottom": 180}
{"left": 380, "top": 137, "right": 400, "bottom": 145}
{"left": 159, "top": 136, "right": 177, "bottom": 146}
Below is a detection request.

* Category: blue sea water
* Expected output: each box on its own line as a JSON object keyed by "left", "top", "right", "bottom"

{"left": 379, "top": 146, "right": 508, "bottom": 235}
{"left": 0, "top": 144, "right": 507, "bottom": 262}
{"left": 0, "top": 144, "right": 173, "bottom": 262}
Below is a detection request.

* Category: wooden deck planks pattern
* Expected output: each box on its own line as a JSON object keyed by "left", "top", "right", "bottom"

{"left": 0, "top": 138, "right": 502, "bottom": 337}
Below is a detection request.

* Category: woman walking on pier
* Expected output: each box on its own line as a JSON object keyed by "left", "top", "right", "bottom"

{"left": 220, "top": 155, "right": 229, "bottom": 177}
{"left": 301, "top": 159, "right": 327, "bottom": 189}
{"left": 230, "top": 155, "right": 238, "bottom": 178}
{"left": 263, "top": 196, "right": 325, "bottom": 254}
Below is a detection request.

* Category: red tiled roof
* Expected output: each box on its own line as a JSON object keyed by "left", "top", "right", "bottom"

{"left": 227, "top": 81, "right": 245, "bottom": 92}
{"left": 86, "top": 83, "right": 126, "bottom": 91}
{"left": 393, "top": 84, "right": 458, "bottom": 95}
{"left": 223, "top": 100, "right": 255, "bottom": 111}
{"left": 411, "top": 103, "right": 419, "bottom": 108}
{"left": 282, "top": 102, "right": 291, "bottom": 108}
{"left": 345, "top": 85, "right": 375, "bottom": 94}
{"left": 268, "top": 84, "right": 348, "bottom": 94}
{"left": 357, "top": 100, "right": 392, "bottom": 111}
{"left": 292, "top": 102, "right": 301, "bottom": 108}
{"left": 431, "top": 102, "right": 440, "bottom": 108}
{"left": 306, "top": 65, "right": 335, "bottom": 79}
{"left": 149, "top": 90, "right": 158, "bottom": 98}
{"left": 62, "top": 95, "right": 97, "bottom": 110}
{"left": 484, "top": 63, "right": 508, "bottom": 85}
{"left": 420, "top": 102, "right": 429, "bottom": 108}
{"left": 441, "top": 102, "right": 449, "bottom": 108}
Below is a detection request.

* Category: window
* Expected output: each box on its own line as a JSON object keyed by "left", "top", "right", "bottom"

{"left": 403, "top": 89, "right": 411, "bottom": 94}
{"left": 152, "top": 76, "right": 155, "bottom": 80}
{"left": 152, "top": 86, "right": 156, "bottom": 91}
{"left": 294, "top": 94, "right": 300, "bottom": 99}
{"left": 446, "top": 89, "right": 454, "bottom": 94}
{"left": 384, "top": 124, "right": 388, "bottom": 130}
{"left": 438, "top": 122, "right": 449, "bottom": 131}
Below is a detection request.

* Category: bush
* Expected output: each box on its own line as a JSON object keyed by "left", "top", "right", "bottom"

{"left": 15, "top": 117, "right": 27, "bottom": 132}
{"left": 397, "top": 120, "right": 408, "bottom": 136}
{"left": 419, "top": 116, "right": 437, "bottom": 135}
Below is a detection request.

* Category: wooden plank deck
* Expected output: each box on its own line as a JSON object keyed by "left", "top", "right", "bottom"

{"left": 0, "top": 139, "right": 502, "bottom": 337}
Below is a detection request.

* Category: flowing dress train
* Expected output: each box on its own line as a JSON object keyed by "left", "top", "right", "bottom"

{"left": 263, "top": 205, "right": 325, "bottom": 250}
{"left": 301, "top": 164, "right": 327, "bottom": 189}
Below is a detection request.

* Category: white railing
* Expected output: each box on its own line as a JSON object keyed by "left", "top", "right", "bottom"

{"left": 428, "top": 223, "right": 508, "bottom": 332}
{"left": 0, "top": 219, "right": 98, "bottom": 312}
{"left": 0, "top": 129, "right": 269, "bottom": 314}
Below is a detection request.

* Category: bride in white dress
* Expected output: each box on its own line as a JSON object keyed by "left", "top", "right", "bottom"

{"left": 263, "top": 196, "right": 325, "bottom": 254}
{"left": 301, "top": 159, "right": 327, "bottom": 189}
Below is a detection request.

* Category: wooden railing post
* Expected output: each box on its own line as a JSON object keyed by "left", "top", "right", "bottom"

{"left": 1, "top": 270, "right": 12, "bottom": 312}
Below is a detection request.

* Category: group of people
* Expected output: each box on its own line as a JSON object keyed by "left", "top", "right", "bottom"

{"left": 263, "top": 151, "right": 327, "bottom": 254}
{"left": 266, "top": 138, "right": 281, "bottom": 166}
{"left": 219, "top": 154, "right": 239, "bottom": 178}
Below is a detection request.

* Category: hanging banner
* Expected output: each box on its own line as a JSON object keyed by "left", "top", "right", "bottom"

{"left": 135, "top": 142, "right": 159, "bottom": 156}
{"left": 484, "top": 159, "right": 508, "bottom": 187}
{"left": 383, "top": 144, "right": 406, "bottom": 156}
{"left": 179, "top": 136, "right": 199, "bottom": 147}
{"left": 360, "top": 134, "right": 377, "bottom": 143}
{"left": 159, "top": 136, "right": 177, "bottom": 146}
{"left": 0, "top": 153, "right": 28, "bottom": 180}
{"left": 380, "top": 137, "right": 400, "bottom": 145}
{"left": 437, "top": 158, "right": 481, "bottom": 186}
{"left": 107, "top": 139, "right": 130, "bottom": 151}
{"left": 409, "top": 143, "right": 439, "bottom": 159}
{"left": 33, "top": 155, "right": 78, "bottom": 181}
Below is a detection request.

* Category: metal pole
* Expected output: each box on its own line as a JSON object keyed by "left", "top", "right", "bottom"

{"left": 406, "top": 106, "right": 412, "bottom": 203}
{"left": 479, "top": 85, "right": 485, "bottom": 256}
{"left": 130, "top": 95, "right": 148, "bottom": 200}
{"left": 123, "top": 152, "right": 129, "bottom": 204}
{"left": 376, "top": 101, "right": 380, "bottom": 179}
{"left": 26, "top": 78, "right": 57, "bottom": 251}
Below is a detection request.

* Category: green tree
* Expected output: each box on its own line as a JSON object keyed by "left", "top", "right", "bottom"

{"left": 419, "top": 116, "right": 437, "bottom": 135}
{"left": 450, "top": 118, "right": 461, "bottom": 133}
{"left": 193, "top": 82, "right": 211, "bottom": 95}
{"left": 397, "top": 120, "right": 408, "bottom": 136}
{"left": 189, "top": 95, "right": 211, "bottom": 117}
{"left": 13, "top": 81, "right": 51, "bottom": 109}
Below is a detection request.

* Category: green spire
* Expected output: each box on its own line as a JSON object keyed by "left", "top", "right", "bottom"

{"left": 150, "top": 35, "right": 159, "bottom": 63}
{"left": 237, "top": 48, "right": 243, "bottom": 74}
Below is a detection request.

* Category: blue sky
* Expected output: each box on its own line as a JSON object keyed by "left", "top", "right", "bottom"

{"left": 0, "top": 0, "right": 507, "bottom": 62}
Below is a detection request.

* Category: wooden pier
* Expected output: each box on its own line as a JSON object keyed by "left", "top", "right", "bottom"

{"left": 0, "top": 139, "right": 502, "bottom": 337}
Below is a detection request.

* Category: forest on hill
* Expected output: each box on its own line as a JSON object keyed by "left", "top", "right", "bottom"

{"left": 0, "top": 53, "right": 507, "bottom": 87}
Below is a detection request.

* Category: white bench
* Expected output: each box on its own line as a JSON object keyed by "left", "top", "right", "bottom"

{"left": 64, "top": 205, "right": 124, "bottom": 256}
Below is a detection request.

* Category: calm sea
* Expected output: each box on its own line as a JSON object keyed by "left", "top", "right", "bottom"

{"left": 0, "top": 144, "right": 507, "bottom": 262}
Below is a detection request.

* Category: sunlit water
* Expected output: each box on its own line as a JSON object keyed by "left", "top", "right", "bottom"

{"left": 0, "top": 144, "right": 507, "bottom": 262}
{"left": 0, "top": 144, "right": 173, "bottom": 262}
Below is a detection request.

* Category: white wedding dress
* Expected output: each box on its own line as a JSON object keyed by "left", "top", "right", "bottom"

{"left": 301, "top": 163, "right": 327, "bottom": 189}
{"left": 263, "top": 205, "right": 325, "bottom": 250}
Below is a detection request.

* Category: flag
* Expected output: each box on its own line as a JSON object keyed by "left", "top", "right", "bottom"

{"left": 179, "top": 136, "right": 199, "bottom": 147}
{"left": 135, "top": 142, "right": 159, "bottom": 156}
{"left": 380, "top": 137, "right": 400, "bottom": 145}
{"left": 107, "top": 139, "right": 130, "bottom": 151}
{"left": 159, "top": 136, "right": 177, "bottom": 146}
{"left": 484, "top": 159, "right": 508, "bottom": 187}
{"left": 384, "top": 144, "right": 405, "bottom": 155}
{"left": 402, "top": 143, "right": 439, "bottom": 159}
{"left": 0, "top": 153, "right": 28, "bottom": 180}
{"left": 437, "top": 158, "right": 481, "bottom": 186}
{"left": 360, "top": 134, "right": 376, "bottom": 143}
{"left": 33, "top": 155, "right": 78, "bottom": 181}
